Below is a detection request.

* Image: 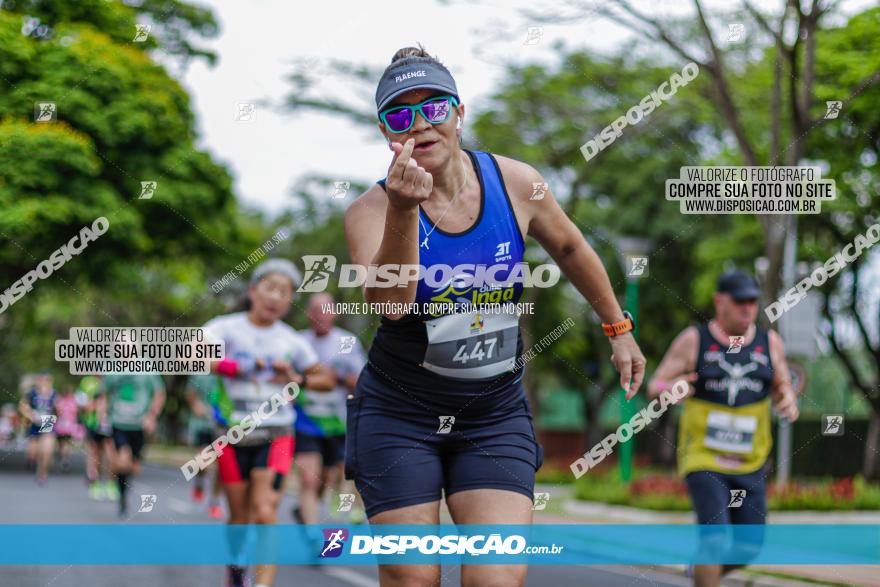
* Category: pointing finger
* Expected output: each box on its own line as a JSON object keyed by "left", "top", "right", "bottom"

{"left": 627, "top": 361, "right": 645, "bottom": 400}
{"left": 618, "top": 357, "right": 633, "bottom": 398}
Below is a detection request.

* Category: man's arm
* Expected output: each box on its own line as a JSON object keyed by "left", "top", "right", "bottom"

{"left": 18, "top": 395, "right": 36, "bottom": 423}
{"left": 149, "top": 376, "right": 166, "bottom": 418}
{"left": 185, "top": 387, "right": 208, "bottom": 418}
{"left": 768, "top": 330, "right": 799, "bottom": 421}
{"left": 647, "top": 326, "right": 700, "bottom": 400}
{"left": 95, "top": 394, "right": 107, "bottom": 423}
{"left": 141, "top": 376, "right": 166, "bottom": 436}
{"left": 301, "top": 363, "right": 335, "bottom": 391}
{"left": 341, "top": 339, "right": 368, "bottom": 392}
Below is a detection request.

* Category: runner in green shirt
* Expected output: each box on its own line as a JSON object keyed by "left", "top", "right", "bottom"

{"left": 78, "top": 375, "right": 117, "bottom": 500}
{"left": 102, "top": 373, "right": 165, "bottom": 516}
{"left": 185, "top": 374, "right": 223, "bottom": 518}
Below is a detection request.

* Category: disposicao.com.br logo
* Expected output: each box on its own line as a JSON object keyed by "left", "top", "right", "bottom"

{"left": 319, "top": 529, "right": 563, "bottom": 557}
{"left": 296, "top": 255, "right": 560, "bottom": 293}
{"left": 320, "top": 528, "right": 349, "bottom": 558}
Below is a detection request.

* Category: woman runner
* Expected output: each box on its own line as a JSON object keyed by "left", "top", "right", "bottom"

{"left": 203, "top": 258, "right": 334, "bottom": 587}
{"left": 344, "top": 45, "right": 647, "bottom": 587}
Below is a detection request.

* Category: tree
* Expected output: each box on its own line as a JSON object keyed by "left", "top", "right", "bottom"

{"left": 574, "top": 0, "right": 880, "bottom": 306}
{"left": 571, "top": 1, "right": 880, "bottom": 475}
{"left": 0, "top": 1, "right": 267, "bottom": 411}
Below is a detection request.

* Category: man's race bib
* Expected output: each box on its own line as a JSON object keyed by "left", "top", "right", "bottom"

{"left": 421, "top": 310, "right": 519, "bottom": 379}
{"left": 704, "top": 411, "right": 757, "bottom": 453}
{"left": 226, "top": 381, "right": 291, "bottom": 427}
{"left": 301, "top": 391, "right": 340, "bottom": 418}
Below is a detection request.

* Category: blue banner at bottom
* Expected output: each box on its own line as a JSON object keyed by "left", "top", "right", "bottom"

{"left": 1, "top": 524, "right": 877, "bottom": 565}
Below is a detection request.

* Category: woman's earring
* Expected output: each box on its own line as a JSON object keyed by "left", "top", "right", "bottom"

{"left": 456, "top": 119, "right": 463, "bottom": 138}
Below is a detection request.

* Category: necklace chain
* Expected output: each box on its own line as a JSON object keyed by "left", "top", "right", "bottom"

{"left": 419, "top": 158, "right": 468, "bottom": 249}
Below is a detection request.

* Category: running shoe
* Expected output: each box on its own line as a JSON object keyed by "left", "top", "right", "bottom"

{"left": 88, "top": 482, "right": 102, "bottom": 500}
{"left": 36, "top": 474, "right": 48, "bottom": 486}
{"left": 208, "top": 504, "right": 224, "bottom": 519}
{"left": 349, "top": 507, "right": 366, "bottom": 524}
{"left": 103, "top": 480, "right": 119, "bottom": 500}
{"left": 291, "top": 505, "right": 304, "bottom": 524}
{"left": 226, "top": 565, "right": 249, "bottom": 587}
{"left": 192, "top": 486, "right": 205, "bottom": 503}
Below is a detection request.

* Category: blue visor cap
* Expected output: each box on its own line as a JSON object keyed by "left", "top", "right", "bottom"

{"left": 375, "top": 60, "right": 459, "bottom": 114}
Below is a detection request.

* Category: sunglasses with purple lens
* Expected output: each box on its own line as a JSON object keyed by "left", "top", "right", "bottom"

{"left": 379, "top": 95, "right": 459, "bottom": 133}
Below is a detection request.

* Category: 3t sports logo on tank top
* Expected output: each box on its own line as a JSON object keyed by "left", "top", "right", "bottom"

{"left": 495, "top": 242, "right": 512, "bottom": 262}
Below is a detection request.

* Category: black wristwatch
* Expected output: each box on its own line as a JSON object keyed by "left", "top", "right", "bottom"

{"left": 300, "top": 372, "right": 309, "bottom": 389}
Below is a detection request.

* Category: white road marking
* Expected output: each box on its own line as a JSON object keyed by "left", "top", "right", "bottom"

{"left": 322, "top": 567, "right": 380, "bottom": 587}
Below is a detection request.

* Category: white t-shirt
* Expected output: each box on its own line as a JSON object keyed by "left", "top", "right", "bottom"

{"left": 299, "top": 326, "right": 367, "bottom": 428}
{"left": 202, "top": 312, "right": 318, "bottom": 433}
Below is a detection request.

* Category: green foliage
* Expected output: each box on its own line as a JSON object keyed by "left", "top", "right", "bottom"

{"left": 471, "top": 50, "right": 723, "bottom": 391}
{"left": 0, "top": 0, "right": 219, "bottom": 62}
{"left": 574, "top": 468, "right": 880, "bottom": 511}
{"left": 0, "top": 1, "right": 256, "bottom": 405}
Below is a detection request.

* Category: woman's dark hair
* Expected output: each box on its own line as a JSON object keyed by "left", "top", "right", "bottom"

{"left": 385, "top": 44, "right": 453, "bottom": 76}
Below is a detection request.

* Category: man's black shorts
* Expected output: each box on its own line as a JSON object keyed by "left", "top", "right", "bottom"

{"left": 295, "top": 432, "right": 345, "bottom": 467}
{"left": 112, "top": 427, "right": 146, "bottom": 461}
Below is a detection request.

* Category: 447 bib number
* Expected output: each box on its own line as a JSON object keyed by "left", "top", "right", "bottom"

{"left": 452, "top": 337, "right": 498, "bottom": 364}
{"left": 422, "top": 311, "right": 519, "bottom": 380}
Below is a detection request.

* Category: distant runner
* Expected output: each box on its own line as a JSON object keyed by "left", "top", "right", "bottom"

{"left": 294, "top": 293, "right": 367, "bottom": 524}
{"left": 103, "top": 372, "right": 166, "bottom": 516}
{"left": 203, "top": 258, "right": 334, "bottom": 587}
{"left": 78, "top": 374, "right": 116, "bottom": 500}
{"left": 649, "top": 270, "right": 799, "bottom": 587}
{"left": 19, "top": 371, "right": 57, "bottom": 486}
{"left": 53, "top": 385, "right": 82, "bottom": 473}
{"left": 185, "top": 374, "right": 224, "bottom": 518}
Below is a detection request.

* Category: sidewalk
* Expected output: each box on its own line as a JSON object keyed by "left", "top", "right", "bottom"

{"left": 535, "top": 485, "right": 879, "bottom": 587}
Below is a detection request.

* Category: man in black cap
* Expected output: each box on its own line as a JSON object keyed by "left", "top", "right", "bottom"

{"left": 648, "top": 270, "right": 799, "bottom": 587}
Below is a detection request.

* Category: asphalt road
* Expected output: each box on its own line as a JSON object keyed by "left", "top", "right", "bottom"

{"left": 0, "top": 442, "right": 687, "bottom": 587}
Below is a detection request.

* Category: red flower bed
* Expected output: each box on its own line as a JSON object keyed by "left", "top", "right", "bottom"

{"left": 766, "top": 477, "right": 855, "bottom": 501}
{"left": 629, "top": 475, "right": 688, "bottom": 497}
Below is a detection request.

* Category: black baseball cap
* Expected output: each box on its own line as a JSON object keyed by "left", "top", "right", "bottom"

{"left": 716, "top": 270, "right": 761, "bottom": 300}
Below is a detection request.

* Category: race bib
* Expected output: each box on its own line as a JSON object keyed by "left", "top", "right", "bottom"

{"left": 301, "top": 391, "right": 340, "bottom": 417}
{"left": 421, "top": 310, "right": 519, "bottom": 379}
{"left": 227, "top": 381, "right": 290, "bottom": 426}
{"left": 704, "top": 411, "right": 757, "bottom": 453}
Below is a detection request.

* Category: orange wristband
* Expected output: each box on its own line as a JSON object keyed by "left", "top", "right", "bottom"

{"left": 602, "top": 311, "right": 634, "bottom": 337}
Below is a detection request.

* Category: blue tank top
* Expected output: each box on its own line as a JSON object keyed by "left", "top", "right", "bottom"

{"left": 367, "top": 150, "right": 527, "bottom": 412}
{"left": 28, "top": 388, "right": 56, "bottom": 415}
